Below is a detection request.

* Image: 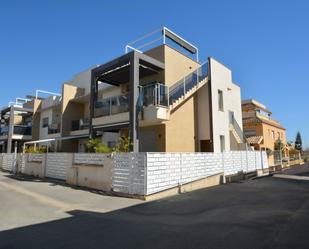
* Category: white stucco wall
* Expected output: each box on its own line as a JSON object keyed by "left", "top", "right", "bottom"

{"left": 210, "top": 58, "right": 242, "bottom": 152}
{"left": 39, "top": 108, "right": 61, "bottom": 140}
{"left": 39, "top": 109, "right": 53, "bottom": 139}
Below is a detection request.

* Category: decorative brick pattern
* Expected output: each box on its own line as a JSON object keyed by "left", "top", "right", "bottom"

{"left": 27, "top": 154, "right": 43, "bottom": 163}
{"left": 46, "top": 153, "right": 71, "bottom": 180}
{"left": 2, "top": 153, "right": 15, "bottom": 171}
{"left": 112, "top": 153, "right": 146, "bottom": 195}
{"left": 74, "top": 153, "right": 110, "bottom": 166}
{"left": 111, "top": 151, "right": 268, "bottom": 196}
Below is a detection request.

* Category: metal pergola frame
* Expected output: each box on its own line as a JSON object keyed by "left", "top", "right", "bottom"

{"left": 90, "top": 50, "right": 165, "bottom": 152}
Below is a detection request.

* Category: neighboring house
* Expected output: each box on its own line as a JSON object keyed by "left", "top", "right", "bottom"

{"left": 242, "top": 99, "right": 288, "bottom": 164}
{"left": 0, "top": 99, "right": 34, "bottom": 153}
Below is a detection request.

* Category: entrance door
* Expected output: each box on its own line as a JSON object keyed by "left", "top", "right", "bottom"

{"left": 200, "top": 140, "right": 212, "bottom": 152}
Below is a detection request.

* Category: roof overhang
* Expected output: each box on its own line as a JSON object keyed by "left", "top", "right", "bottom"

{"left": 23, "top": 134, "right": 89, "bottom": 145}
{"left": 93, "top": 51, "right": 165, "bottom": 86}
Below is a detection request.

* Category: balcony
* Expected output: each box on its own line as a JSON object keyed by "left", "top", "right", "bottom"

{"left": 13, "top": 125, "right": 32, "bottom": 136}
{"left": 140, "top": 83, "right": 170, "bottom": 125}
{"left": 93, "top": 94, "right": 130, "bottom": 127}
{"left": 71, "top": 118, "right": 89, "bottom": 136}
{"left": 0, "top": 126, "right": 9, "bottom": 137}
{"left": 71, "top": 118, "right": 89, "bottom": 131}
{"left": 141, "top": 83, "right": 169, "bottom": 107}
{"left": 94, "top": 94, "right": 129, "bottom": 118}
{"left": 48, "top": 123, "right": 60, "bottom": 134}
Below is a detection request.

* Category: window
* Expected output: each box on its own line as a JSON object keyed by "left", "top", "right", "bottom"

{"left": 220, "top": 135, "right": 225, "bottom": 152}
{"left": 42, "top": 117, "right": 49, "bottom": 128}
{"left": 244, "top": 129, "right": 256, "bottom": 137}
{"left": 271, "top": 130, "right": 275, "bottom": 140}
{"left": 277, "top": 132, "right": 280, "bottom": 139}
{"left": 218, "top": 90, "right": 224, "bottom": 111}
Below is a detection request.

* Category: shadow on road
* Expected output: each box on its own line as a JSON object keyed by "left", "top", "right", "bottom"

{"left": 3, "top": 173, "right": 114, "bottom": 198}
{"left": 1, "top": 176, "right": 309, "bottom": 249}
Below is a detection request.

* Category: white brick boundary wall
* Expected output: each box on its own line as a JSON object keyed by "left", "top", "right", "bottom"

{"left": 0, "top": 151, "right": 268, "bottom": 197}
{"left": 112, "top": 151, "right": 268, "bottom": 195}
{"left": 27, "top": 154, "right": 44, "bottom": 163}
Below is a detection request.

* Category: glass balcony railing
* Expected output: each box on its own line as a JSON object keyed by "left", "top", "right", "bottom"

{"left": 169, "top": 62, "right": 208, "bottom": 104}
{"left": 94, "top": 94, "right": 129, "bottom": 118}
{"left": 71, "top": 118, "right": 89, "bottom": 131}
{"left": 0, "top": 126, "right": 9, "bottom": 136}
{"left": 48, "top": 123, "right": 60, "bottom": 134}
{"left": 13, "top": 125, "right": 32, "bottom": 135}
{"left": 140, "top": 83, "right": 169, "bottom": 107}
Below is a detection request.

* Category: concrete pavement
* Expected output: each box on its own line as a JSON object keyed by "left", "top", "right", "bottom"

{"left": 0, "top": 171, "right": 142, "bottom": 231}
{"left": 1, "top": 166, "right": 309, "bottom": 248}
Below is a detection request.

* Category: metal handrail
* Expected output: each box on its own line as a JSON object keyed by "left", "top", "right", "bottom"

{"left": 169, "top": 61, "right": 208, "bottom": 105}
{"left": 230, "top": 116, "right": 252, "bottom": 150}
{"left": 140, "top": 83, "right": 169, "bottom": 107}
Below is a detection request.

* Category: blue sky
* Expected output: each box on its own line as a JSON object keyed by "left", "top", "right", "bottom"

{"left": 0, "top": 0, "right": 308, "bottom": 147}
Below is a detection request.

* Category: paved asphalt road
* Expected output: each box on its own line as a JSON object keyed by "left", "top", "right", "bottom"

{"left": 1, "top": 165, "right": 309, "bottom": 249}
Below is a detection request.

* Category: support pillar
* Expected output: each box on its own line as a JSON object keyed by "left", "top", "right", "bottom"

{"left": 129, "top": 53, "right": 139, "bottom": 152}
{"left": 7, "top": 106, "right": 14, "bottom": 153}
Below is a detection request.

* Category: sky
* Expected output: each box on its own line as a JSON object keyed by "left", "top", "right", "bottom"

{"left": 0, "top": 0, "right": 308, "bottom": 148}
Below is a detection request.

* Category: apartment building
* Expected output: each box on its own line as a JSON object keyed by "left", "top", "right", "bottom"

{"left": 62, "top": 27, "right": 246, "bottom": 153}
{"left": 0, "top": 99, "right": 34, "bottom": 153}
{"left": 6, "top": 28, "right": 247, "bottom": 153}
{"left": 242, "top": 99, "right": 287, "bottom": 152}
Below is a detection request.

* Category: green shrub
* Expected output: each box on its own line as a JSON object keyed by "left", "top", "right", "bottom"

{"left": 25, "top": 146, "right": 47, "bottom": 153}
{"left": 113, "top": 136, "right": 131, "bottom": 152}
{"left": 86, "top": 139, "right": 111, "bottom": 153}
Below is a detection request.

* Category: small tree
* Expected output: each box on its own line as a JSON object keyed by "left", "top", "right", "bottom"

{"left": 274, "top": 139, "right": 284, "bottom": 151}
{"left": 295, "top": 132, "right": 303, "bottom": 152}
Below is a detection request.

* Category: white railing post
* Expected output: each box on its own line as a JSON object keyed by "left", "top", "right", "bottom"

{"left": 144, "top": 153, "right": 147, "bottom": 196}
{"left": 183, "top": 78, "right": 186, "bottom": 96}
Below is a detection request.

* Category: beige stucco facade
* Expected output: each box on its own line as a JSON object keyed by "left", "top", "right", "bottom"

{"left": 16, "top": 41, "right": 244, "bottom": 154}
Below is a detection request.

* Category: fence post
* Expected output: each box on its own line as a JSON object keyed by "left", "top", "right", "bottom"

{"left": 43, "top": 153, "right": 48, "bottom": 177}
{"left": 246, "top": 149, "right": 249, "bottom": 173}
{"left": 222, "top": 152, "right": 226, "bottom": 183}
{"left": 279, "top": 150, "right": 283, "bottom": 168}
{"left": 144, "top": 153, "right": 147, "bottom": 196}
{"left": 179, "top": 153, "right": 183, "bottom": 190}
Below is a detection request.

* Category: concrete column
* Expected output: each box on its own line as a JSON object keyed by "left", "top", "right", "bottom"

{"left": 7, "top": 106, "right": 14, "bottom": 153}
{"left": 129, "top": 53, "right": 139, "bottom": 152}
